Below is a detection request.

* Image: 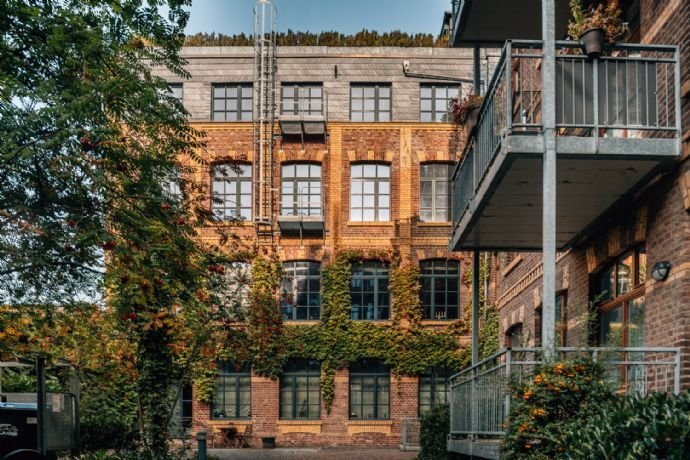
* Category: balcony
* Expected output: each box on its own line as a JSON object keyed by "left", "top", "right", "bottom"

{"left": 278, "top": 97, "right": 327, "bottom": 138}
{"left": 450, "top": 41, "right": 682, "bottom": 251}
{"left": 277, "top": 195, "right": 325, "bottom": 236}
{"left": 448, "top": 347, "right": 681, "bottom": 459}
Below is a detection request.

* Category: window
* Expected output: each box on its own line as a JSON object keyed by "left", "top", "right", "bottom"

{"left": 281, "top": 84, "right": 323, "bottom": 115}
{"left": 211, "top": 362, "right": 251, "bottom": 419}
{"left": 281, "top": 261, "right": 321, "bottom": 321}
{"left": 420, "top": 85, "right": 459, "bottom": 122}
{"left": 281, "top": 164, "right": 322, "bottom": 217}
{"left": 534, "top": 291, "right": 568, "bottom": 346}
{"left": 169, "top": 83, "right": 183, "bottom": 102}
{"left": 350, "top": 163, "right": 390, "bottom": 222}
{"left": 350, "top": 261, "right": 390, "bottom": 320}
{"left": 280, "top": 359, "right": 321, "bottom": 419}
{"left": 420, "top": 163, "right": 453, "bottom": 222}
{"left": 212, "top": 84, "right": 252, "bottom": 121}
{"left": 350, "top": 84, "right": 391, "bottom": 122}
{"left": 420, "top": 260, "right": 459, "bottom": 320}
{"left": 213, "top": 262, "right": 251, "bottom": 321}
{"left": 349, "top": 360, "right": 390, "bottom": 420}
{"left": 506, "top": 323, "right": 523, "bottom": 348}
{"left": 419, "top": 367, "right": 452, "bottom": 414}
{"left": 594, "top": 246, "right": 646, "bottom": 348}
{"left": 212, "top": 164, "right": 252, "bottom": 221}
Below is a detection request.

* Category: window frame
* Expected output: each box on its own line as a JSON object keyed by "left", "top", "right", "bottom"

{"left": 210, "top": 362, "right": 251, "bottom": 420}
{"left": 280, "top": 163, "right": 323, "bottom": 218}
{"left": 212, "top": 83, "right": 253, "bottom": 121}
{"left": 211, "top": 163, "right": 253, "bottom": 221}
{"left": 350, "top": 84, "right": 392, "bottom": 122}
{"left": 419, "top": 163, "right": 454, "bottom": 223}
{"left": 168, "top": 83, "right": 183, "bottom": 102}
{"left": 350, "top": 261, "right": 390, "bottom": 321}
{"left": 420, "top": 84, "right": 460, "bottom": 122}
{"left": 281, "top": 83, "right": 323, "bottom": 116}
{"left": 420, "top": 259, "right": 460, "bottom": 320}
{"left": 280, "top": 359, "right": 321, "bottom": 420}
{"left": 534, "top": 290, "right": 568, "bottom": 347}
{"left": 418, "top": 367, "right": 452, "bottom": 415}
{"left": 280, "top": 261, "right": 322, "bottom": 321}
{"left": 349, "top": 163, "right": 391, "bottom": 222}
{"left": 349, "top": 360, "right": 390, "bottom": 420}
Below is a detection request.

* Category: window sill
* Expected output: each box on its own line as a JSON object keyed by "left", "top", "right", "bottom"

{"left": 421, "top": 320, "right": 459, "bottom": 326}
{"left": 346, "top": 420, "right": 393, "bottom": 435}
{"left": 208, "top": 419, "right": 252, "bottom": 425}
{"left": 347, "top": 221, "right": 395, "bottom": 227}
{"left": 417, "top": 222, "right": 452, "bottom": 227}
{"left": 277, "top": 420, "right": 322, "bottom": 434}
{"left": 284, "top": 320, "right": 321, "bottom": 325}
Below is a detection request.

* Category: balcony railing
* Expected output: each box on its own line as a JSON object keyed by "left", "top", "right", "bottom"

{"left": 451, "top": 40, "right": 681, "bottom": 226}
{"left": 449, "top": 347, "right": 681, "bottom": 437}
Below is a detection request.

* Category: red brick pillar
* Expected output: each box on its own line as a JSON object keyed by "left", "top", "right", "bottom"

{"left": 391, "top": 375, "right": 419, "bottom": 445}
{"left": 251, "top": 372, "right": 279, "bottom": 446}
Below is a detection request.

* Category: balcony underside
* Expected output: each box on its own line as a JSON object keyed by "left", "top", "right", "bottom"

{"left": 278, "top": 216, "right": 325, "bottom": 235}
{"left": 450, "top": 135, "right": 678, "bottom": 251}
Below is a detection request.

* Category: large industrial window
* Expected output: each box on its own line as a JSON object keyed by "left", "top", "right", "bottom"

{"left": 212, "top": 164, "right": 252, "bottom": 221}
{"left": 420, "top": 163, "right": 454, "bottom": 222}
{"left": 420, "top": 260, "right": 459, "bottom": 320}
{"left": 280, "top": 359, "right": 321, "bottom": 420}
{"left": 350, "top": 261, "right": 390, "bottom": 320}
{"left": 212, "top": 84, "right": 253, "bottom": 121}
{"left": 168, "top": 83, "right": 183, "bottom": 102}
{"left": 211, "top": 362, "right": 251, "bottom": 419}
{"left": 350, "top": 84, "right": 391, "bottom": 122}
{"left": 281, "top": 84, "right": 323, "bottom": 115}
{"left": 281, "top": 261, "right": 321, "bottom": 321}
{"left": 213, "top": 261, "right": 252, "bottom": 322}
{"left": 281, "top": 163, "right": 322, "bottom": 217}
{"left": 420, "top": 84, "right": 459, "bottom": 122}
{"left": 350, "top": 163, "right": 390, "bottom": 222}
{"left": 349, "top": 360, "right": 390, "bottom": 420}
{"left": 419, "top": 367, "right": 452, "bottom": 414}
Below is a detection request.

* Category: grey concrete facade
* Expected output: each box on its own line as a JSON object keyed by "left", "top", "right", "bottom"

{"left": 156, "top": 46, "right": 496, "bottom": 123}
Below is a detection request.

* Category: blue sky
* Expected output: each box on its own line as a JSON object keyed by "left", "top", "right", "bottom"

{"left": 184, "top": 0, "right": 451, "bottom": 36}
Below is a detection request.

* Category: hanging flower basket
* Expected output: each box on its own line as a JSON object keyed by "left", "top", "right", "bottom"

{"left": 450, "top": 94, "right": 483, "bottom": 139}
{"left": 579, "top": 27, "right": 605, "bottom": 57}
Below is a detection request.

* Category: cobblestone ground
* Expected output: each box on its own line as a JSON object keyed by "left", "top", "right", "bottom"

{"left": 206, "top": 447, "right": 419, "bottom": 459}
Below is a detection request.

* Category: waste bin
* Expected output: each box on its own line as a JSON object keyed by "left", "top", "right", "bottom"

{"left": 0, "top": 402, "right": 39, "bottom": 458}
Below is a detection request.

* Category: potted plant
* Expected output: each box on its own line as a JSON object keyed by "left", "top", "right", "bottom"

{"left": 568, "top": 0, "right": 624, "bottom": 57}
{"left": 450, "top": 94, "right": 483, "bottom": 138}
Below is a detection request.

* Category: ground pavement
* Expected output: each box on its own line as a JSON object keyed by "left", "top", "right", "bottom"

{"left": 206, "top": 447, "right": 418, "bottom": 459}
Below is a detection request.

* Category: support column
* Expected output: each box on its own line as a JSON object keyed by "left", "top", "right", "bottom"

{"left": 541, "top": 0, "right": 557, "bottom": 360}
{"left": 472, "top": 251, "right": 480, "bottom": 365}
{"left": 471, "top": 44, "right": 482, "bottom": 367}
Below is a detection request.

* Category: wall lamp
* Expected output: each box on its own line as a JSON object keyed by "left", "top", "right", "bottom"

{"left": 651, "top": 261, "right": 671, "bottom": 281}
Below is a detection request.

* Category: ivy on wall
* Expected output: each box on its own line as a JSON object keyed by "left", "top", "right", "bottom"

{"left": 194, "top": 250, "right": 497, "bottom": 412}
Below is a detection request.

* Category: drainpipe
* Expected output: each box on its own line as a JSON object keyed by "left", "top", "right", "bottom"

{"left": 541, "top": 0, "right": 557, "bottom": 361}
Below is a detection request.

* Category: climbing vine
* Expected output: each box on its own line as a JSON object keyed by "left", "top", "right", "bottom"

{"left": 195, "top": 250, "right": 475, "bottom": 412}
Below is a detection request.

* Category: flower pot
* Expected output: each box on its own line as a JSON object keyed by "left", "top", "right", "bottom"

{"left": 464, "top": 108, "right": 480, "bottom": 139}
{"left": 580, "top": 27, "right": 605, "bottom": 58}
{"left": 262, "top": 437, "right": 276, "bottom": 448}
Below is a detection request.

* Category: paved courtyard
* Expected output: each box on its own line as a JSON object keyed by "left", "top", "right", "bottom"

{"left": 207, "top": 447, "right": 418, "bottom": 459}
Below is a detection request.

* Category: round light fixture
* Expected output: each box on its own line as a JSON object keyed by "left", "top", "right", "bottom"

{"left": 651, "top": 261, "right": 671, "bottom": 281}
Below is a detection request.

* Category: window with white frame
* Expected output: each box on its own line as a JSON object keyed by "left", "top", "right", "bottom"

{"left": 281, "top": 163, "right": 322, "bottom": 217}
{"left": 350, "top": 163, "right": 390, "bottom": 222}
{"left": 420, "top": 163, "right": 453, "bottom": 222}
{"left": 212, "top": 164, "right": 252, "bottom": 221}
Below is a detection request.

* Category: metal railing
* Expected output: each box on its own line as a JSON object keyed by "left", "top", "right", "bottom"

{"left": 451, "top": 40, "right": 681, "bottom": 226}
{"left": 449, "top": 347, "right": 681, "bottom": 437}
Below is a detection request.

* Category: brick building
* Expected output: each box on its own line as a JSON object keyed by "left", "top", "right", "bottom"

{"left": 157, "top": 44, "right": 496, "bottom": 446}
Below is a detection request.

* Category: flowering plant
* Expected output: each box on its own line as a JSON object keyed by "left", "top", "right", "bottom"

{"left": 568, "top": 0, "right": 624, "bottom": 43}
{"left": 450, "top": 94, "right": 483, "bottom": 125}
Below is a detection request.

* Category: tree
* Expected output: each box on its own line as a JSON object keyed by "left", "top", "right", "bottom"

{"left": 0, "top": 0, "right": 244, "bottom": 455}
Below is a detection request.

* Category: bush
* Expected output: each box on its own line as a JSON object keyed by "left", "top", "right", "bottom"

{"left": 502, "top": 358, "right": 614, "bottom": 459}
{"left": 564, "top": 391, "right": 690, "bottom": 459}
{"left": 419, "top": 403, "right": 450, "bottom": 460}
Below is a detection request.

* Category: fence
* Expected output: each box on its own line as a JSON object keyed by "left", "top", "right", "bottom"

{"left": 449, "top": 347, "right": 681, "bottom": 437}
{"left": 401, "top": 417, "right": 421, "bottom": 451}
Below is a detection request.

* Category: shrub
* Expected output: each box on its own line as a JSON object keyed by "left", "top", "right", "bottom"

{"left": 502, "top": 358, "right": 614, "bottom": 459}
{"left": 564, "top": 391, "right": 690, "bottom": 459}
{"left": 419, "top": 403, "right": 450, "bottom": 460}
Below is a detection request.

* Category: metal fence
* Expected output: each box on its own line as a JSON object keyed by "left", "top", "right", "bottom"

{"left": 44, "top": 392, "right": 78, "bottom": 450}
{"left": 449, "top": 347, "right": 681, "bottom": 437}
{"left": 451, "top": 40, "right": 681, "bottom": 226}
